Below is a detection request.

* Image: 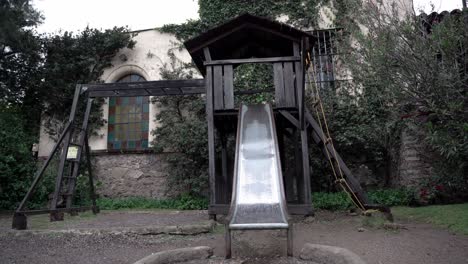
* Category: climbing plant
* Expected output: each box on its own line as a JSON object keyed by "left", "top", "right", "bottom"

{"left": 160, "top": 0, "right": 360, "bottom": 41}
{"left": 340, "top": 2, "right": 468, "bottom": 199}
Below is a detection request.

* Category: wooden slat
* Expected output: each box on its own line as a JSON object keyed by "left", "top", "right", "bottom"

{"left": 213, "top": 65, "right": 224, "bottom": 110}
{"left": 273, "top": 63, "right": 286, "bottom": 106}
{"left": 294, "top": 41, "right": 304, "bottom": 129}
{"left": 223, "top": 65, "right": 234, "bottom": 109}
{"left": 283, "top": 62, "right": 296, "bottom": 107}
{"left": 85, "top": 79, "right": 205, "bottom": 92}
{"left": 17, "top": 206, "right": 94, "bottom": 216}
{"left": 206, "top": 66, "right": 216, "bottom": 205}
{"left": 204, "top": 56, "right": 300, "bottom": 66}
{"left": 163, "top": 87, "right": 183, "bottom": 95}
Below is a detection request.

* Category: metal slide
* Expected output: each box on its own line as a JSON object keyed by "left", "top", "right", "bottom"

{"left": 227, "top": 104, "right": 289, "bottom": 230}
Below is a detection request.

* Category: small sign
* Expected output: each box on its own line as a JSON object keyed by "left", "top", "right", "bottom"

{"left": 67, "top": 146, "right": 79, "bottom": 160}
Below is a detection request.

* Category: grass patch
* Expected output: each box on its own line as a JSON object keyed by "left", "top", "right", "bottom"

{"left": 393, "top": 203, "right": 468, "bottom": 235}
{"left": 96, "top": 195, "right": 208, "bottom": 210}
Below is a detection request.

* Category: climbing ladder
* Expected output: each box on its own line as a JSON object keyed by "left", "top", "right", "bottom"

{"left": 305, "top": 54, "right": 392, "bottom": 219}
{"left": 12, "top": 85, "right": 99, "bottom": 229}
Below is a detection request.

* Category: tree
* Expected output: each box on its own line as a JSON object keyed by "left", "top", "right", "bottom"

{"left": 0, "top": 0, "right": 43, "bottom": 132}
{"left": 341, "top": 2, "right": 467, "bottom": 196}
{"left": 0, "top": 0, "right": 137, "bottom": 208}
{"left": 40, "top": 27, "right": 136, "bottom": 138}
{"left": 152, "top": 50, "right": 208, "bottom": 195}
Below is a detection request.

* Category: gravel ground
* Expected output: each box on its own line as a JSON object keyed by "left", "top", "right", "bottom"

{"left": 0, "top": 210, "right": 467, "bottom": 264}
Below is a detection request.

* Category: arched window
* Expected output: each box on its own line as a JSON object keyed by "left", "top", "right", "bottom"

{"left": 107, "top": 74, "right": 149, "bottom": 150}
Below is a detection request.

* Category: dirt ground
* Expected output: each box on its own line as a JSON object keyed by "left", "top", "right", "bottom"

{"left": 0, "top": 210, "right": 467, "bottom": 264}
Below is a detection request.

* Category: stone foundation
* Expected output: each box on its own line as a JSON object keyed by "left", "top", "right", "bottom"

{"left": 92, "top": 153, "right": 171, "bottom": 199}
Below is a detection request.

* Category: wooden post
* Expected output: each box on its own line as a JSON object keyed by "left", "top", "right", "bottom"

{"left": 204, "top": 47, "right": 217, "bottom": 218}
{"left": 84, "top": 133, "right": 99, "bottom": 214}
{"left": 301, "top": 128, "right": 312, "bottom": 208}
{"left": 287, "top": 226, "right": 293, "bottom": 257}
{"left": 221, "top": 132, "right": 229, "bottom": 204}
{"left": 225, "top": 225, "right": 232, "bottom": 259}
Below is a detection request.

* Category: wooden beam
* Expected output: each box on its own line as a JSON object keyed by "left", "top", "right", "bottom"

{"left": 279, "top": 110, "right": 299, "bottom": 129}
{"left": 204, "top": 56, "right": 300, "bottom": 66}
{"left": 223, "top": 65, "right": 234, "bottom": 109}
{"left": 273, "top": 63, "right": 286, "bottom": 106}
{"left": 283, "top": 62, "right": 296, "bottom": 107}
{"left": 85, "top": 79, "right": 206, "bottom": 97}
{"left": 213, "top": 66, "right": 224, "bottom": 110}
{"left": 203, "top": 47, "right": 212, "bottom": 61}
{"left": 188, "top": 24, "right": 248, "bottom": 54}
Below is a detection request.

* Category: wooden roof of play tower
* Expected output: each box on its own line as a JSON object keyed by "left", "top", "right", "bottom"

{"left": 184, "top": 14, "right": 315, "bottom": 75}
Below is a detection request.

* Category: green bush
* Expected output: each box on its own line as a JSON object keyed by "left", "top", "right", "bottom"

{"left": 312, "top": 192, "right": 353, "bottom": 210}
{"left": 96, "top": 194, "right": 208, "bottom": 210}
{"left": 0, "top": 107, "right": 37, "bottom": 209}
{"left": 312, "top": 189, "right": 412, "bottom": 210}
{"left": 367, "top": 189, "right": 413, "bottom": 207}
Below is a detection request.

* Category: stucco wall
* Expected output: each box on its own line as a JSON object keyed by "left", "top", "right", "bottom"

{"left": 90, "top": 29, "right": 193, "bottom": 151}
{"left": 37, "top": 29, "right": 193, "bottom": 156}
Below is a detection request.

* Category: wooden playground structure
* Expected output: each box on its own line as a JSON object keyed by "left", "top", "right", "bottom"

{"left": 12, "top": 14, "right": 389, "bottom": 258}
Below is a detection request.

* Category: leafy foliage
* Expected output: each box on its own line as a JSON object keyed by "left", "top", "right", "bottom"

{"left": 151, "top": 50, "right": 208, "bottom": 195}
{"left": 0, "top": 107, "right": 36, "bottom": 209}
{"left": 160, "top": 0, "right": 358, "bottom": 42}
{"left": 0, "top": 1, "right": 137, "bottom": 208}
{"left": 0, "top": 0, "right": 43, "bottom": 134}
{"left": 312, "top": 189, "right": 412, "bottom": 210}
{"left": 341, "top": 3, "right": 468, "bottom": 193}
{"left": 40, "top": 27, "right": 136, "bottom": 138}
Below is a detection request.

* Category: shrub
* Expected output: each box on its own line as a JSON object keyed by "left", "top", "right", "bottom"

{"left": 96, "top": 194, "right": 208, "bottom": 210}
{"left": 312, "top": 189, "right": 412, "bottom": 210}
{"left": 312, "top": 192, "right": 353, "bottom": 210}
{"left": 0, "top": 107, "right": 37, "bottom": 209}
{"left": 367, "top": 189, "right": 413, "bottom": 207}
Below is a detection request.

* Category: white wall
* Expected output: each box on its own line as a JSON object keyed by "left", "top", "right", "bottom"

{"left": 38, "top": 29, "right": 192, "bottom": 156}
{"left": 89, "top": 29, "right": 193, "bottom": 151}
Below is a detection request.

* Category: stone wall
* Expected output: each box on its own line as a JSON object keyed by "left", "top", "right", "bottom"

{"left": 397, "top": 126, "right": 433, "bottom": 187}
{"left": 92, "top": 153, "right": 171, "bottom": 199}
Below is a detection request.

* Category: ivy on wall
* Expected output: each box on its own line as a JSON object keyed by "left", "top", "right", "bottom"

{"left": 160, "top": 0, "right": 360, "bottom": 42}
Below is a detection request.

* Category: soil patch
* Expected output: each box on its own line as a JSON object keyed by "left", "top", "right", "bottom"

{"left": 0, "top": 210, "right": 467, "bottom": 264}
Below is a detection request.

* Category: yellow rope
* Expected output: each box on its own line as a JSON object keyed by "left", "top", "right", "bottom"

{"left": 306, "top": 52, "right": 366, "bottom": 211}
